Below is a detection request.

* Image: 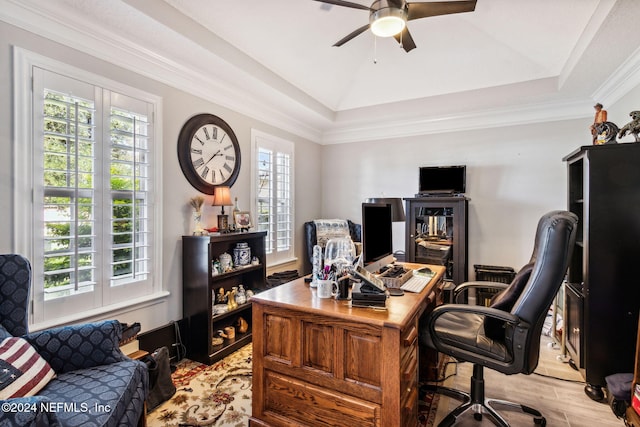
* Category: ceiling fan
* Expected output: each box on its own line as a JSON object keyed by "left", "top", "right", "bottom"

{"left": 313, "top": 0, "right": 477, "bottom": 52}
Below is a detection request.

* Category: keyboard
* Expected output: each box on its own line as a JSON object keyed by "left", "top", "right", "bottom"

{"left": 400, "top": 275, "right": 432, "bottom": 293}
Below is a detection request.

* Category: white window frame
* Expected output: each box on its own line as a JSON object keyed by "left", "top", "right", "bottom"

{"left": 250, "top": 129, "right": 295, "bottom": 266}
{"left": 13, "top": 47, "right": 164, "bottom": 328}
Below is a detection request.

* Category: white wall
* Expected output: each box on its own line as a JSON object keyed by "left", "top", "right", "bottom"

{"left": 321, "top": 119, "right": 590, "bottom": 276}
{"left": 0, "top": 21, "right": 321, "bottom": 332}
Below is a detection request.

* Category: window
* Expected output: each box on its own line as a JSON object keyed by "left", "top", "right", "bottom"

{"left": 251, "top": 130, "right": 295, "bottom": 266}
{"left": 14, "top": 49, "right": 162, "bottom": 326}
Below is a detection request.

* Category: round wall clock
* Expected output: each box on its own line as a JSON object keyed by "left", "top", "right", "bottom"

{"left": 177, "top": 113, "right": 241, "bottom": 194}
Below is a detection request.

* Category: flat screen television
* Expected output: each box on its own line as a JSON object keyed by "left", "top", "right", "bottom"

{"left": 419, "top": 165, "right": 466, "bottom": 195}
{"left": 361, "top": 202, "right": 394, "bottom": 273}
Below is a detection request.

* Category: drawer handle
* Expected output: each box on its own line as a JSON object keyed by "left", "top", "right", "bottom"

{"left": 403, "top": 386, "right": 418, "bottom": 412}
{"left": 403, "top": 355, "right": 418, "bottom": 381}
{"left": 404, "top": 326, "right": 418, "bottom": 347}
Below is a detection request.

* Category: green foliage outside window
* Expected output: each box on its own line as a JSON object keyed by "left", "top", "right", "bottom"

{"left": 42, "top": 93, "right": 148, "bottom": 291}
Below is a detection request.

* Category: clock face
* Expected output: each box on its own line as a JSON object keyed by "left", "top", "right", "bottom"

{"left": 178, "top": 114, "right": 241, "bottom": 194}
{"left": 189, "top": 124, "right": 237, "bottom": 185}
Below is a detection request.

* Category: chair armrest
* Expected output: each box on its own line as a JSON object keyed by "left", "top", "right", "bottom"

{"left": 24, "top": 320, "right": 127, "bottom": 374}
{"left": 0, "top": 396, "right": 61, "bottom": 426}
{"left": 453, "top": 281, "right": 510, "bottom": 303}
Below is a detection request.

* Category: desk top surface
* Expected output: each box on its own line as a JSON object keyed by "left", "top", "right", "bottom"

{"left": 251, "top": 263, "right": 445, "bottom": 329}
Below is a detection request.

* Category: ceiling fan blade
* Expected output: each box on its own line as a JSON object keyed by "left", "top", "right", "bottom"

{"left": 312, "top": 0, "right": 371, "bottom": 11}
{"left": 394, "top": 26, "right": 417, "bottom": 52}
{"left": 407, "top": 0, "right": 477, "bottom": 21}
{"left": 333, "top": 23, "right": 370, "bottom": 47}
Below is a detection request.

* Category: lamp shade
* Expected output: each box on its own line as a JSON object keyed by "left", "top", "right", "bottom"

{"left": 365, "top": 197, "right": 406, "bottom": 222}
{"left": 212, "top": 186, "right": 232, "bottom": 207}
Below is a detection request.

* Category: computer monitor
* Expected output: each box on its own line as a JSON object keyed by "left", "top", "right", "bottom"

{"left": 361, "top": 202, "right": 394, "bottom": 273}
{"left": 419, "top": 165, "right": 466, "bottom": 195}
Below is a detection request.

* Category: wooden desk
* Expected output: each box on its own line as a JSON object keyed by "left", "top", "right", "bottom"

{"left": 250, "top": 264, "right": 444, "bottom": 427}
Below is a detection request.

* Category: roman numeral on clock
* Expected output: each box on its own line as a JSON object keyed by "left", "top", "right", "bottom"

{"left": 193, "top": 157, "right": 204, "bottom": 169}
{"left": 200, "top": 166, "right": 209, "bottom": 180}
{"left": 223, "top": 163, "right": 233, "bottom": 174}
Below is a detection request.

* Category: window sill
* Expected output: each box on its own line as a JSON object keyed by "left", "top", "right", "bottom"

{"left": 267, "top": 257, "right": 298, "bottom": 268}
{"left": 29, "top": 290, "right": 170, "bottom": 332}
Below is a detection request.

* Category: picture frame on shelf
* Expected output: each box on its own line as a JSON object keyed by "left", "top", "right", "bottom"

{"left": 234, "top": 211, "right": 252, "bottom": 231}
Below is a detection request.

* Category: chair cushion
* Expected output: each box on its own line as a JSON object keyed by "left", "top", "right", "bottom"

{"left": 38, "top": 358, "right": 147, "bottom": 427}
{"left": 432, "top": 311, "right": 511, "bottom": 362}
{"left": 0, "top": 337, "right": 56, "bottom": 399}
{"left": 484, "top": 263, "right": 534, "bottom": 340}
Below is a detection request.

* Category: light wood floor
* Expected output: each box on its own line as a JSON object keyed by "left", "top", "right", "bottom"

{"left": 431, "top": 335, "right": 624, "bottom": 426}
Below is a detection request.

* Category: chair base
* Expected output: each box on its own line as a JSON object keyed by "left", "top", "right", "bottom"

{"left": 421, "top": 364, "right": 546, "bottom": 427}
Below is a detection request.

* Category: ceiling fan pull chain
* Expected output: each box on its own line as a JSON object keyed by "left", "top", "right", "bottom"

{"left": 400, "top": 31, "right": 403, "bottom": 49}
{"left": 373, "top": 36, "right": 377, "bottom": 64}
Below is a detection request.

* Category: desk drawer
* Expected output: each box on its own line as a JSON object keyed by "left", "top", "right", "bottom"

{"left": 263, "top": 370, "right": 380, "bottom": 427}
{"left": 400, "top": 313, "right": 419, "bottom": 426}
{"left": 400, "top": 345, "right": 418, "bottom": 400}
{"left": 400, "top": 318, "right": 419, "bottom": 362}
{"left": 401, "top": 384, "right": 419, "bottom": 427}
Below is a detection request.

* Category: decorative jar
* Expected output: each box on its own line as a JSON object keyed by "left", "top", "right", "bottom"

{"left": 233, "top": 242, "right": 251, "bottom": 266}
{"left": 219, "top": 252, "right": 233, "bottom": 272}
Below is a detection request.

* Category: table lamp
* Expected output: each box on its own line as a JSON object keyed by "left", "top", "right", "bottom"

{"left": 212, "top": 186, "right": 232, "bottom": 231}
{"left": 364, "top": 197, "right": 406, "bottom": 222}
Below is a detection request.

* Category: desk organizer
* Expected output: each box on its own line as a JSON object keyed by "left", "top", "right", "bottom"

{"left": 379, "top": 267, "right": 412, "bottom": 288}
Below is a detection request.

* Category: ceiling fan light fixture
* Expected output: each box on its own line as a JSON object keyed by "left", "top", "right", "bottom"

{"left": 370, "top": 7, "right": 407, "bottom": 38}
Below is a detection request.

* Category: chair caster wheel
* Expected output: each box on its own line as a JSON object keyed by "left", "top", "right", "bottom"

{"left": 474, "top": 413, "right": 482, "bottom": 421}
{"left": 534, "top": 417, "right": 546, "bottom": 426}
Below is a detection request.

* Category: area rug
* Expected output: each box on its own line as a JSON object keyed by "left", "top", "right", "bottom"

{"left": 147, "top": 344, "right": 253, "bottom": 427}
{"left": 148, "top": 343, "right": 448, "bottom": 426}
{"left": 418, "top": 355, "right": 453, "bottom": 427}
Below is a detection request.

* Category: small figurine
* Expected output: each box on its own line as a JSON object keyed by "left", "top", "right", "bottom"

{"left": 216, "top": 287, "right": 227, "bottom": 304}
{"left": 594, "top": 121, "right": 619, "bottom": 145}
{"left": 236, "top": 284, "right": 247, "bottom": 305}
{"left": 227, "top": 287, "right": 238, "bottom": 310}
{"left": 618, "top": 110, "right": 640, "bottom": 142}
{"left": 590, "top": 103, "right": 608, "bottom": 143}
{"left": 237, "top": 316, "right": 249, "bottom": 334}
{"left": 211, "top": 260, "right": 221, "bottom": 276}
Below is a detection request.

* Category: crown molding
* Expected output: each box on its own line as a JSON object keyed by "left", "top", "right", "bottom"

{"left": 321, "top": 99, "right": 592, "bottom": 145}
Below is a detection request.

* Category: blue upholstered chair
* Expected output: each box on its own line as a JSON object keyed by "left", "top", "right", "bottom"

{"left": 0, "top": 254, "right": 148, "bottom": 426}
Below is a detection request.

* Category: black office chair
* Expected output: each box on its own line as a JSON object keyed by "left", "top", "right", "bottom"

{"left": 420, "top": 210, "right": 578, "bottom": 427}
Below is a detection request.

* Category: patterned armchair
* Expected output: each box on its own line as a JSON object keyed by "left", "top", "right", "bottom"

{"left": 0, "top": 254, "right": 148, "bottom": 427}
